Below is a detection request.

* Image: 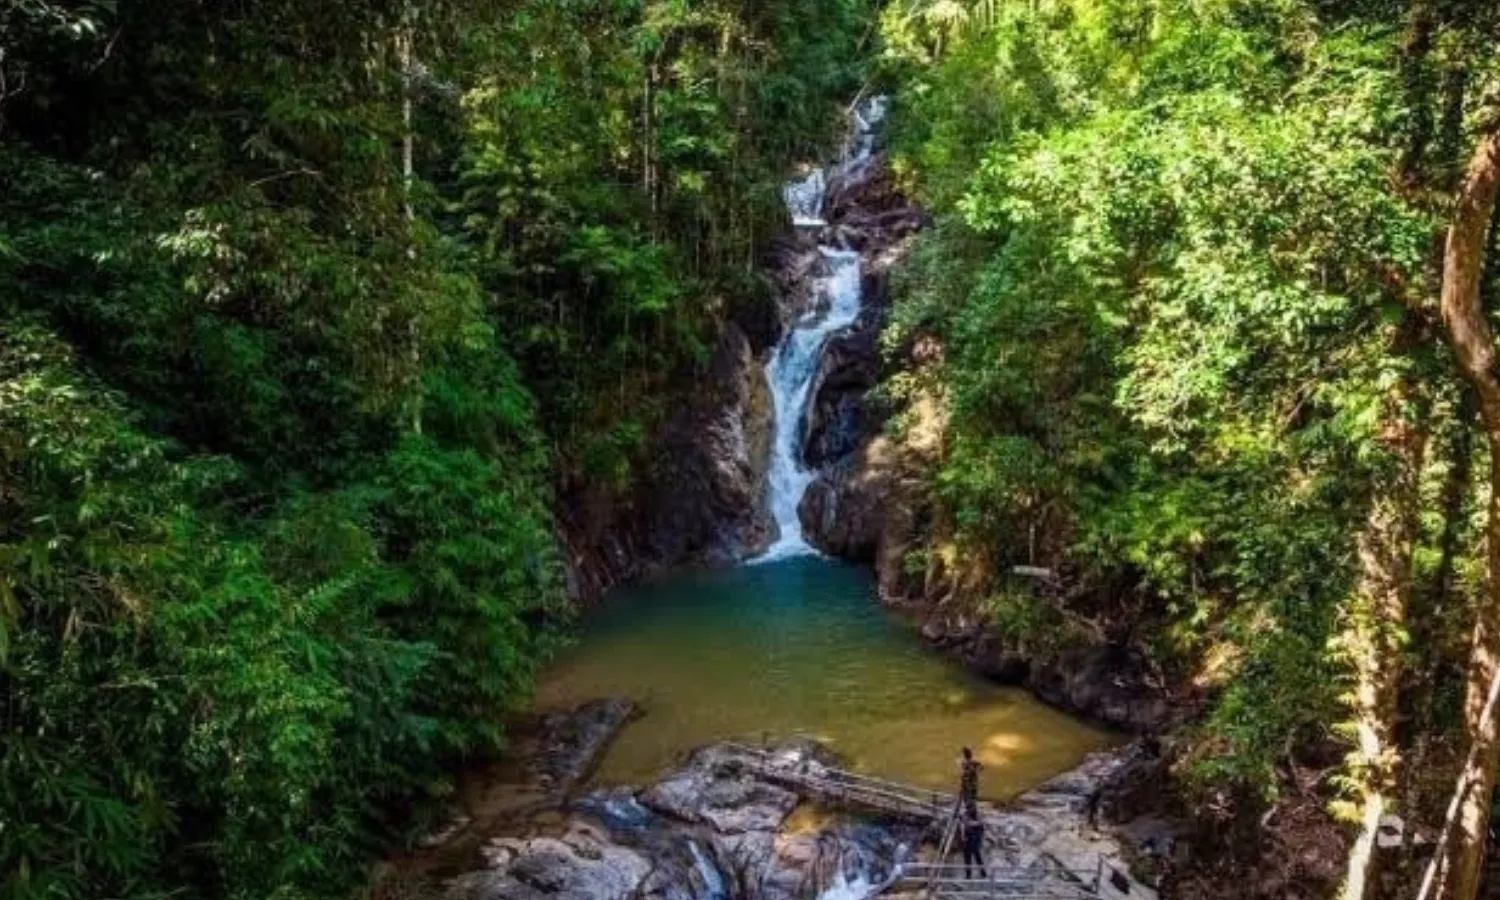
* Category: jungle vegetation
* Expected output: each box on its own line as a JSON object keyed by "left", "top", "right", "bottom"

{"left": 7, "top": 1, "right": 1500, "bottom": 899}
{"left": 0, "top": 1, "right": 871, "bottom": 897}
{"left": 879, "top": 1, "right": 1499, "bottom": 897}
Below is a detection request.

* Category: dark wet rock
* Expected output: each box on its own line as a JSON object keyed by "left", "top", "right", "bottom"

{"left": 560, "top": 322, "right": 775, "bottom": 601}
{"left": 799, "top": 455, "right": 878, "bottom": 563}
{"left": 826, "top": 153, "right": 906, "bottom": 223}
{"left": 649, "top": 323, "right": 777, "bottom": 563}
{"left": 905, "top": 614, "right": 1177, "bottom": 734}
{"left": 528, "top": 699, "right": 639, "bottom": 795}
{"left": 730, "top": 271, "right": 785, "bottom": 355}
{"left": 798, "top": 435, "right": 910, "bottom": 566}
{"left": 1026, "top": 645, "right": 1175, "bottom": 734}
{"left": 801, "top": 314, "right": 882, "bottom": 469}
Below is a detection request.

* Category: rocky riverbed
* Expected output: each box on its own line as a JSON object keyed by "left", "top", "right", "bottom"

{"left": 377, "top": 701, "right": 1169, "bottom": 900}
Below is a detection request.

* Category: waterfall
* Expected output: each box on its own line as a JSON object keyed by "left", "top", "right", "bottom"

{"left": 758, "top": 96, "right": 887, "bottom": 561}
{"left": 783, "top": 169, "right": 829, "bottom": 228}
{"left": 687, "top": 840, "right": 727, "bottom": 900}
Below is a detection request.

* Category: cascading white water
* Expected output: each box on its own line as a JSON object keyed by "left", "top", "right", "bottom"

{"left": 783, "top": 168, "right": 829, "bottom": 228}
{"left": 760, "top": 249, "right": 863, "bottom": 559}
{"left": 687, "top": 840, "right": 727, "bottom": 900}
{"left": 846, "top": 95, "right": 889, "bottom": 162}
{"left": 757, "top": 96, "right": 887, "bottom": 561}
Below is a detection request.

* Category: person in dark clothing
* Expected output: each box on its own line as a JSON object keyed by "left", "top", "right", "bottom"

{"left": 961, "top": 807, "right": 987, "bottom": 881}
{"left": 1085, "top": 784, "right": 1103, "bottom": 830}
{"left": 959, "top": 747, "right": 982, "bottom": 815}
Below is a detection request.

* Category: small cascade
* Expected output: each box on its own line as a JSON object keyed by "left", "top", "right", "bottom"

{"left": 687, "top": 840, "right": 728, "bottom": 900}
{"left": 757, "top": 96, "right": 888, "bottom": 561}
{"left": 814, "top": 871, "right": 874, "bottom": 900}
{"left": 783, "top": 168, "right": 829, "bottom": 228}
{"left": 844, "top": 95, "right": 890, "bottom": 168}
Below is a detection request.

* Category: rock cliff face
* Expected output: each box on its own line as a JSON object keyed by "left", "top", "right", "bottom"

{"left": 560, "top": 322, "right": 775, "bottom": 602}
{"left": 800, "top": 301, "right": 881, "bottom": 470}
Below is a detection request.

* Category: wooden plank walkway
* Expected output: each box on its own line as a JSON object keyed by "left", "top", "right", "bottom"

{"left": 724, "top": 743, "right": 962, "bottom": 823}
{"left": 886, "top": 862, "right": 1107, "bottom": 899}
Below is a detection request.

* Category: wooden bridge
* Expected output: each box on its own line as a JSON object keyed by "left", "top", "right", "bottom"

{"left": 721, "top": 744, "right": 1152, "bottom": 900}
{"left": 724, "top": 743, "right": 961, "bottom": 823}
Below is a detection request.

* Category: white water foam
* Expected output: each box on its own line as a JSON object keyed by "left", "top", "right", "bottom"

{"left": 756, "top": 96, "right": 888, "bottom": 561}
{"left": 688, "top": 840, "right": 727, "bottom": 900}
{"left": 759, "top": 248, "right": 863, "bottom": 560}
{"left": 815, "top": 871, "right": 875, "bottom": 900}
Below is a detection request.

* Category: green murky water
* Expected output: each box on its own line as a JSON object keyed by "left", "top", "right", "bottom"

{"left": 536, "top": 556, "right": 1116, "bottom": 801}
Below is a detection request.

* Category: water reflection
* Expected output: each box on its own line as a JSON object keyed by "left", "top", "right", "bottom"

{"left": 537, "top": 556, "right": 1115, "bottom": 800}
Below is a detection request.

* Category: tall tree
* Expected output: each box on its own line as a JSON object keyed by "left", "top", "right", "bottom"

{"left": 1341, "top": 358, "right": 1428, "bottom": 900}
{"left": 1421, "top": 120, "right": 1500, "bottom": 900}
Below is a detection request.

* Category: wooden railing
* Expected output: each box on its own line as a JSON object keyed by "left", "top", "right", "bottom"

{"left": 893, "top": 862, "right": 1102, "bottom": 898}
{"left": 723, "top": 743, "right": 958, "bottom": 823}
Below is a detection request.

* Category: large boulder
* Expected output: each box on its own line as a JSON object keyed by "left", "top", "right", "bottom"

{"left": 448, "top": 822, "right": 652, "bottom": 900}
{"left": 799, "top": 425, "right": 929, "bottom": 606}
{"left": 528, "top": 699, "right": 639, "bottom": 795}
{"left": 800, "top": 310, "right": 882, "bottom": 470}
{"left": 798, "top": 448, "right": 889, "bottom": 564}
{"left": 640, "top": 767, "right": 799, "bottom": 834}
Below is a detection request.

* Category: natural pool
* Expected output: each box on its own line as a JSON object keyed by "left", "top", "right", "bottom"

{"left": 536, "top": 555, "right": 1116, "bottom": 801}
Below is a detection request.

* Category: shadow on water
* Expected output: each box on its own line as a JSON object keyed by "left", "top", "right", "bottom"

{"left": 537, "top": 555, "right": 1116, "bottom": 800}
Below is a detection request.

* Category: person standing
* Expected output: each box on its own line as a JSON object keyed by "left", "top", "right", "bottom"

{"left": 961, "top": 806, "right": 988, "bottom": 881}
{"left": 959, "top": 746, "right": 982, "bottom": 816}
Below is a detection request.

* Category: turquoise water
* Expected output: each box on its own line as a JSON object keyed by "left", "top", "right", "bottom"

{"left": 537, "top": 556, "right": 1114, "bottom": 800}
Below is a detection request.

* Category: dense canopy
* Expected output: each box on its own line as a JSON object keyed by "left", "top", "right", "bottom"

{"left": 4, "top": 1, "right": 1500, "bottom": 899}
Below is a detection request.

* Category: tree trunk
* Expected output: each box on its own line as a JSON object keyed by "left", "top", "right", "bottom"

{"left": 399, "top": 27, "right": 414, "bottom": 224}
{"left": 1403, "top": 398, "right": 1475, "bottom": 882}
{"left": 1397, "top": 1, "right": 1436, "bottom": 184}
{"left": 1341, "top": 366, "right": 1427, "bottom": 900}
{"left": 643, "top": 58, "right": 658, "bottom": 233}
{"left": 1422, "top": 124, "right": 1500, "bottom": 900}
{"left": 398, "top": 8, "right": 421, "bottom": 435}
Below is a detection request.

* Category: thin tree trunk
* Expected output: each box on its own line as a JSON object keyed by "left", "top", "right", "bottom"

{"left": 398, "top": 7, "right": 421, "bottom": 435}
{"left": 1421, "top": 123, "right": 1500, "bottom": 900}
{"left": 1398, "top": 1, "right": 1436, "bottom": 185}
{"left": 1403, "top": 399, "right": 1476, "bottom": 880}
{"left": 1341, "top": 365, "right": 1427, "bottom": 900}
{"left": 400, "top": 27, "right": 414, "bottom": 224}
{"left": 643, "top": 58, "right": 657, "bottom": 233}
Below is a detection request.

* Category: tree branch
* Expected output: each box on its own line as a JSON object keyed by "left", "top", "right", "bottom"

{"left": 1439, "top": 124, "right": 1500, "bottom": 421}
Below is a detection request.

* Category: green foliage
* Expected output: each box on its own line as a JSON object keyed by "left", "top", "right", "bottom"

{"left": 0, "top": 320, "right": 559, "bottom": 899}
{"left": 455, "top": 0, "right": 874, "bottom": 487}
{"left": 1, "top": 0, "right": 876, "bottom": 897}
{"left": 879, "top": 0, "right": 1490, "bottom": 795}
